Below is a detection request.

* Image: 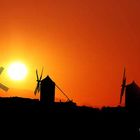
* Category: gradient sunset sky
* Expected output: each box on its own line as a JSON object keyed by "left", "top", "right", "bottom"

{"left": 0, "top": 0, "right": 140, "bottom": 107}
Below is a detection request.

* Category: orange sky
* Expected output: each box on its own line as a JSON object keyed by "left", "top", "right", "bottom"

{"left": 0, "top": 0, "right": 140, "bottom": 107}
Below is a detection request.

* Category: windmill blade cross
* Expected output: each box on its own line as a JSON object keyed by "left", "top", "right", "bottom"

{"left": 34, "top": 68, "right": 43, "bottom": 95}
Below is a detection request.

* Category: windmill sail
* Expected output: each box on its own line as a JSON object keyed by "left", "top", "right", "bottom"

{"left": 36, "top": 69, "right": 39, "bottom": 81}
{"left": 34, "top": 82, "right": 39, "bottom": 95}
{"left": 34, "top": 68, "right": 43, "bottom": 95}
{"left": 0, "top": 83, "right": 9, "bottom": 92}
{"left": 120, "top": 68, "right": 126, "bottom": 104}
{"left": 0, "top": 67, "right": 9, "bottom": 92}
{"left": 40, "top": 68, "right": 43, "bottom": 81}
{"left": 0, "top": 67, "right": 4, "bottom": 75}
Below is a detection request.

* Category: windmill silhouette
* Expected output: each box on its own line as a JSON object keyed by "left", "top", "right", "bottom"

{"left": 34, "top": 68, "right": 71, "bottom": 106}
{"left": 120, "top": 68, "right": 140, "bottom": 109}
{"left": 0, "top": 67, "right": 9, "bottom": 92}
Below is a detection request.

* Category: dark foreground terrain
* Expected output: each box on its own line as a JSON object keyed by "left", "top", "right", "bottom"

{"left": 0, "top": 97, "right": 139, "bottom": 139}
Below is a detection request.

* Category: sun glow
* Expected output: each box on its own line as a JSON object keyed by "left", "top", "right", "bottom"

{"left": 7, "top": 62, "right": 28, "bottom": 81}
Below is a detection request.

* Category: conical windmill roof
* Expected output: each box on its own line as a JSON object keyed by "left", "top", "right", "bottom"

{"left": 126, "top": 81, "right": 140, "bottom": 93}
{"left": 41, "top": 75, "right": 55, "bottom": 84}
{"left": 125, "top": 81, "right": 140, "bottom": 108}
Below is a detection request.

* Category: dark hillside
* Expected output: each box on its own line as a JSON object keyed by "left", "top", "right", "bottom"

{"left": 0, "top": 97, "right": 139, "bottom": 139}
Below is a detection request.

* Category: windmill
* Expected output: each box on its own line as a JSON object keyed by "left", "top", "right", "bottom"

{"left": 120, "top": 68, "right": 126, "bottom": 104}
{"left": 0, "top": 67, "right": 9, "bottom": 92}
{"left": 119, "top": 68, "right": 140, "bottom": 109}
{"left": 34, "top": 68, "right": 71, "bottom": 106}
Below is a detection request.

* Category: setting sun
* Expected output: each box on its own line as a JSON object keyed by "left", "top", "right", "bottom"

{"left": 7, "top": 62, "right": 28, "bottom": 81}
